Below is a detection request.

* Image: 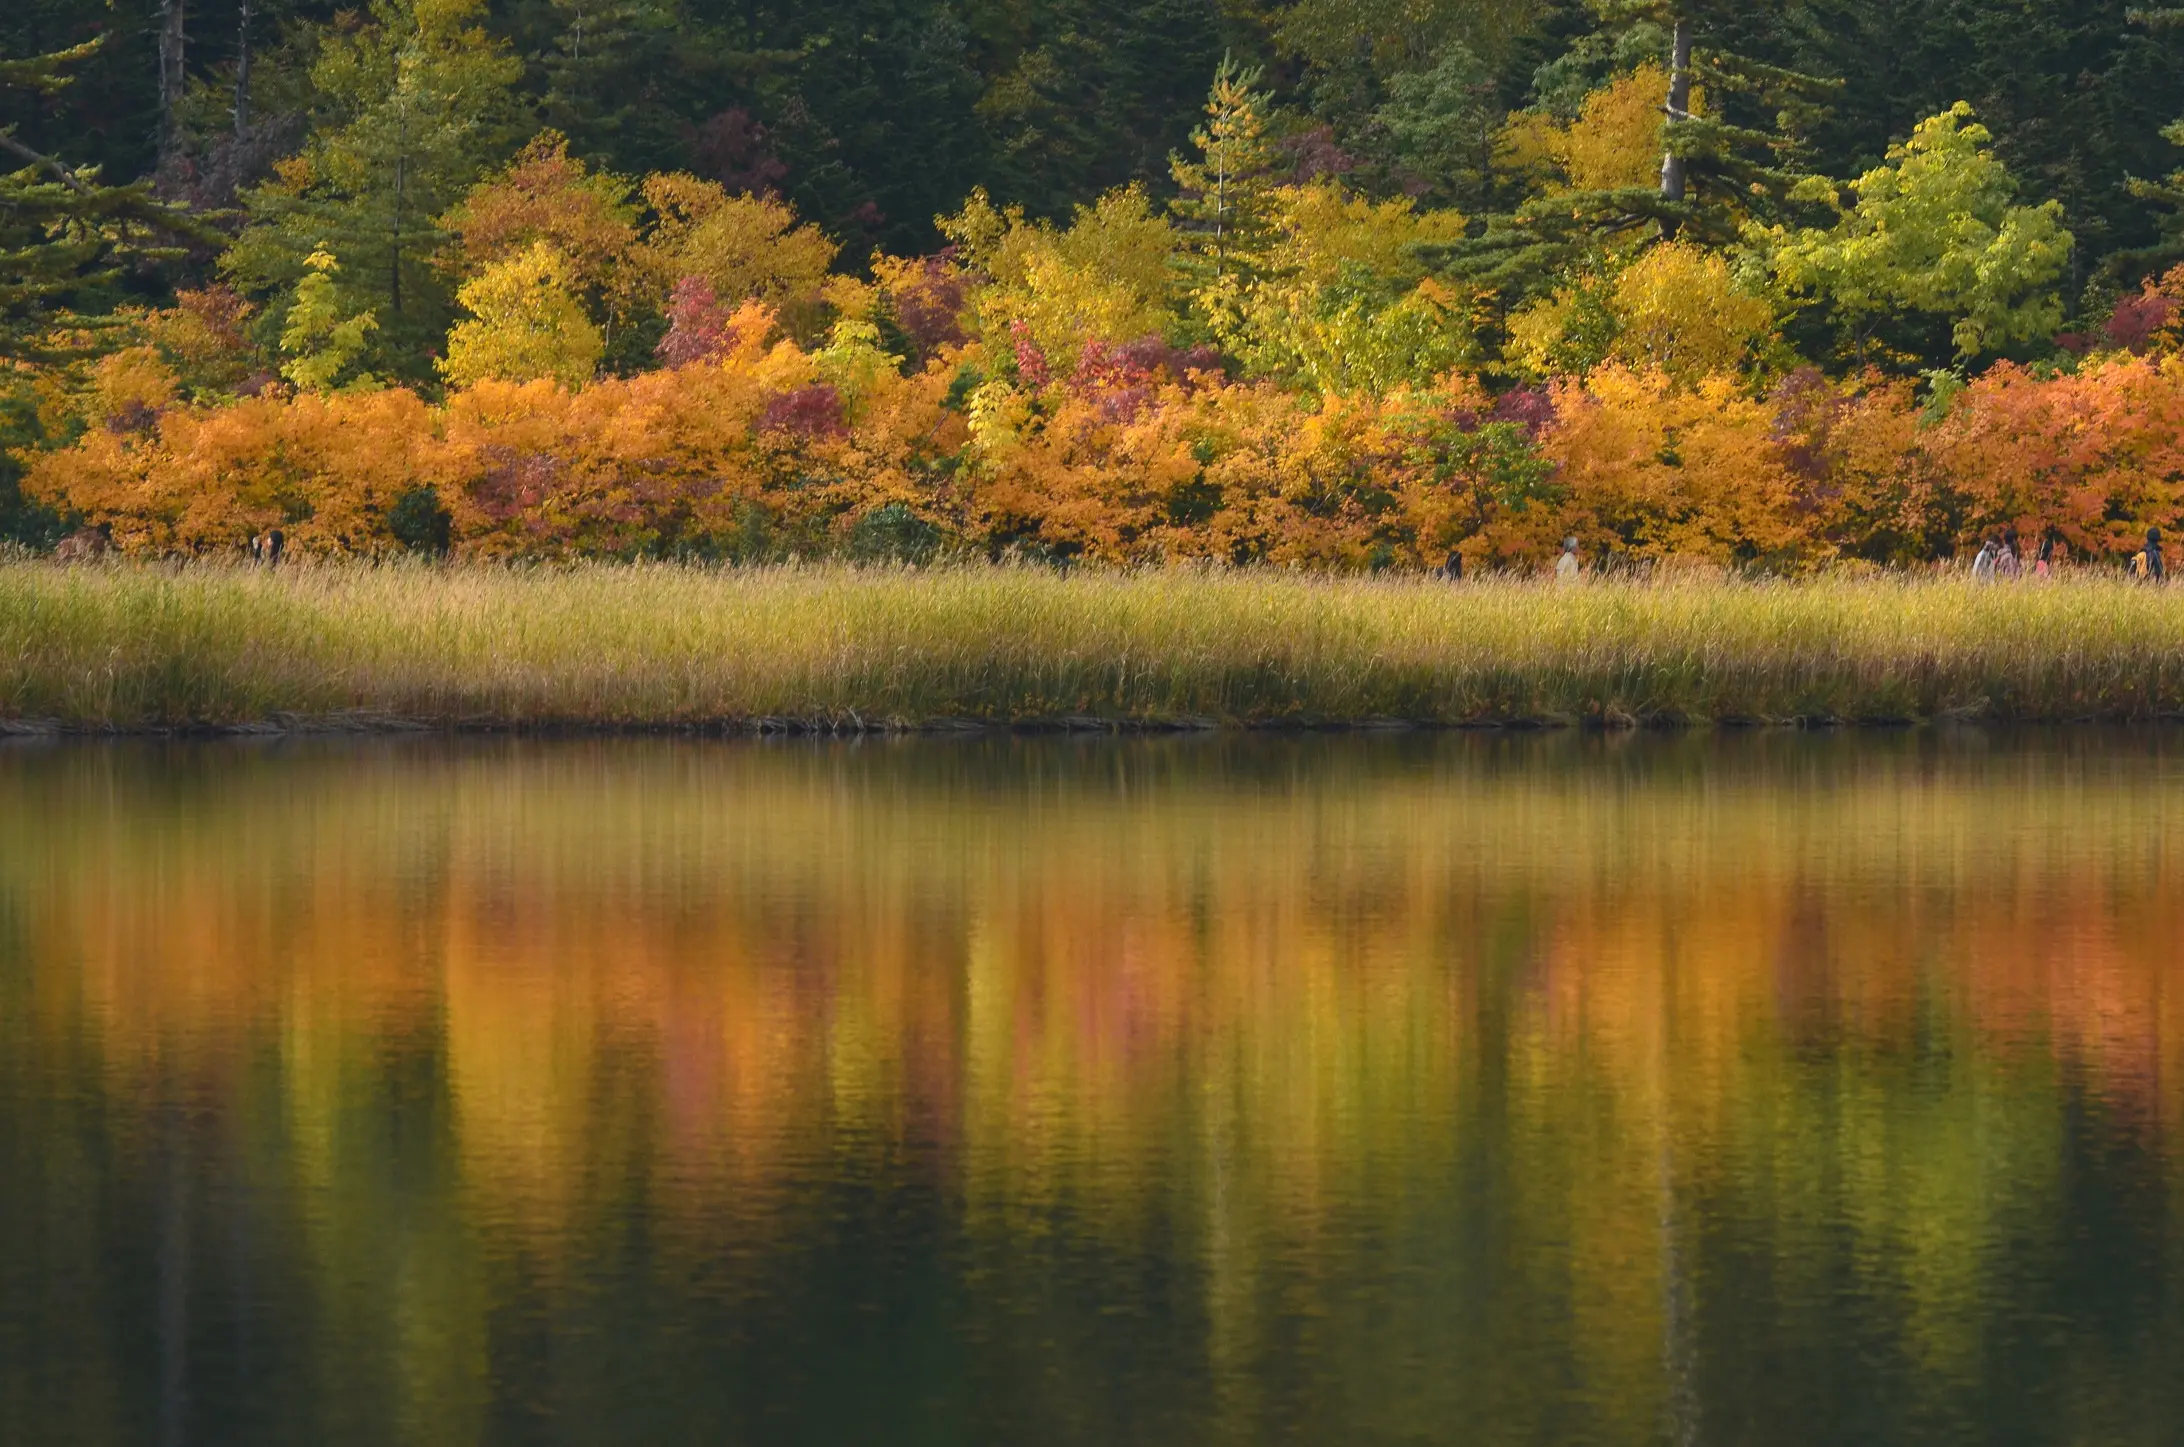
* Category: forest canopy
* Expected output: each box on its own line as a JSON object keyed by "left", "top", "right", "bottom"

{"left": 7, "top": 0, "right": 2184, "bottom": 566}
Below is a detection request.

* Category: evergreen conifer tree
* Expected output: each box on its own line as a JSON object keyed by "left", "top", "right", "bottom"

{"left": 1, "top": 40, "right": 212, "bottom": 359}
{"left": 2116, "top": 7, "right": 2184, "bottom": 281}
{"left": 505, "top": 0, "right": 686, "bottom": 171}
{"left": 1434, "top": 2, "right": 1835, "bottom": 303}
{"left": 1168, "top": 55, "right": 1283, "bottom": 285}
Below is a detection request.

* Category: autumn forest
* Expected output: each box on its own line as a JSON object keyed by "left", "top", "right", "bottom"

{"left": 7, "top": 0, "right": 2184, "bottom": 568}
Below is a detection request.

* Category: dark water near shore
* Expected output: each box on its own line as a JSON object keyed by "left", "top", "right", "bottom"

{"left": 2, "top": 733, "right": 2182, "bottom": 1446}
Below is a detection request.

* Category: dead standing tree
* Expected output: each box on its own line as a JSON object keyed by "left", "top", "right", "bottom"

{"left": 156, "top": 0, "right": 188, "bottom": 178}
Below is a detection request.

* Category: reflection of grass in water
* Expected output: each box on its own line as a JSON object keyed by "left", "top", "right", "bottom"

{"left": 7, "top": 560, "right": 2184, "bottom": 727}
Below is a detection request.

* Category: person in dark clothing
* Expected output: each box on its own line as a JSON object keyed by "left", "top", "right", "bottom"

{"left": 2134, "top": 526, "right": 2165, "bottom": 582}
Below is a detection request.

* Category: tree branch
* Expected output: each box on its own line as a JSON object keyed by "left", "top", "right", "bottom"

{"left": 0, "top": 127, "right": 94, "bottom": 195}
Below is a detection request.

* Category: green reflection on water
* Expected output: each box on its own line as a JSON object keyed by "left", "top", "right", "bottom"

{"left": 1, "top": 733, "right": 2181, "bottom": 1446}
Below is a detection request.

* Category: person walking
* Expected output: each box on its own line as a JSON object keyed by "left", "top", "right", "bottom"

{"left": 1997, "top": 527, "right": 2021, "bottom": 579}
{"left": 2132, "top": 526, "right": 2165, "bottom": 582}
{"left": 2035, "top": 530, "right": 2056, "bottom": 579}
{"left": 1971, "top": 537, "right": 1998, "bottom": 582}
{"left": 1556, "top": 536, "right": 1581, "bottom": 584}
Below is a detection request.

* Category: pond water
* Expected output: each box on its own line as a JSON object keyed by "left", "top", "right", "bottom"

{"left": 2, "top": 733, "right": 2181, "bottom": 1446}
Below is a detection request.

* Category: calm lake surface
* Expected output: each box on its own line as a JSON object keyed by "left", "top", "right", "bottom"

{"left": 2, "top": 733, "right": 2181, "bottom": 1446}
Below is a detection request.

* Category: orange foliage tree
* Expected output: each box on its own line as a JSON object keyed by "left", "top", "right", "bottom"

{"left": 1921, "top": 356, "right": 2184, "bottom": 555}
{"left": 36, "top": 335, "right": 2184, "bottom": 572}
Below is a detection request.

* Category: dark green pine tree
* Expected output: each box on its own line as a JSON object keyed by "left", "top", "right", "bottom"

{"left": 493, "top": 0, "right": 726, "bottom": 178}
{"left": 3, "top": 38, "right": 210, "bottom": 543}
{"left": 1, "top": 39, "right": 212, "bottom": 359}
{"left": 2114, "top": 7, "right": 2184, "bottom": 282}
{"left": 1650, "top": 3, "right": 1839, "bottom": 238}
{"left": 673, "top": 0, "right": 991, "bottom": 255}
{"left": 1432, "top": 3, "right": 1836, "bottom": 304}
{"left": 966, "top": 0, "right": 1239, "bottom": 220}
{"left": 460, "top": 0, "right": 1252, "bottom": 252}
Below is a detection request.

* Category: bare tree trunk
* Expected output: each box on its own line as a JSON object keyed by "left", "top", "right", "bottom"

{"left": 157, "top": 0, "right": 189, "bottom": 172}
{"left": 1659, "top": 17, "right": 1693, "bottom": 207}
{"left": 234, "top": 0, "right": 252, "bottom": 137}
{"left": 391, "top": 120, "right": 406, "bottom": 317}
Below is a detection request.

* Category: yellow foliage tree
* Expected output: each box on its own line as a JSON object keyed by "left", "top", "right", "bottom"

{"left": 1508, "top": 242, "right": 1772, "bottom": 385}
{"left": 1168, "top": 55, "right": 1282, "bottom": 284}
{"left": 281, "top": 247, "right": 379, "bottom": 392}
{"left": 1607, "top": 243, "right": 1775, "bottom": 382}
{"left": 939, "top": 185, "right": 1177, "bottom": 369}
{"left": 441, "top": 132, "right": 641, "bottom": 333}
{"left": 1501, "top": 64, "right": 1699, "bottom": 195}
{"left": 637, "top": 175, "right": 838, "bottom": 334}
{"left": 439, "top": 241, "right": 603, "bottom": 389}
{"left": 1257, "top": 182, "right": 1472, "bottom": 287}
{"left": 1544, "top": 366, "right": 1804, "bottom": 563}
{"left": 83, "top": 348, "right": 181, "bottom": 430}
{"left": 1506, "top": 280, "right": 1617, "bottom": 379}
{"left": 125, "top": 287, "right": 261, "bottom": 399}
{"left": 812, "top": 318, "right": 904, "bottom": 412}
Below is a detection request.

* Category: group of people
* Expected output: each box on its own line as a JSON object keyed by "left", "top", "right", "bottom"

{"left": 1438, "top": 529, "right": 2169, "bottom": 583}
{"left": 1969, "top": 528, "right": 2045, "bottom": 581}
{"left": 1970, "top": 526, "right": 2167, "bottom": 582}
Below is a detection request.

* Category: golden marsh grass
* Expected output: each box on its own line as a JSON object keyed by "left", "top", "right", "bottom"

{"left": 4, "top": 559, "right": 2184, "bottom": 729}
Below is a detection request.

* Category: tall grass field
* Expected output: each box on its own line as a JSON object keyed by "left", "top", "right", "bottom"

{"left": 5, "top": 559, "right": 2183, "bottom": 731}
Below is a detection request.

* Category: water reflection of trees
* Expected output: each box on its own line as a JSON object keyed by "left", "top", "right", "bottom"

{"left": 1, "top": 734, "right": 2180, "bottom": 1443}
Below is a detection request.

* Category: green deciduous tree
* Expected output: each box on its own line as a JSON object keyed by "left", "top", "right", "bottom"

{"left": 1758, "top": 103, "right": 2074, "bottom": 364}
{"left": 279, "top": 245, "right": 379, "bottom": 390}
{"left": 223, "top": 0, "right": 522, "bottom": 380}
{"left": 1201, "top": 181, "right": 1476, "bottom": 393}
{"left": 1785, "top": 0, "right": 2181, "bottom": 294}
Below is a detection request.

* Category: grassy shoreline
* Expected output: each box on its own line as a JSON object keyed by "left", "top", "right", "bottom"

{"left": 6, "top": 560, "right": 2184, "bottom": 733}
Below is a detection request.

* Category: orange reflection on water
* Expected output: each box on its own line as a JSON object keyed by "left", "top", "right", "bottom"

{"left": 5, "top": 734, "right": 2183, "bottom": 1443}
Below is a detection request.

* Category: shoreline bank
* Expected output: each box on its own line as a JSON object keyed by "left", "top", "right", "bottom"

{"left": 0, "top": 711, "right": 2109, "bottom": 738}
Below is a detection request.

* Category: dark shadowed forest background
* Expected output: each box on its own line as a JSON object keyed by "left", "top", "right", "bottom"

{"left": 10, "top": 0, "right": 2183, "bottom": 270}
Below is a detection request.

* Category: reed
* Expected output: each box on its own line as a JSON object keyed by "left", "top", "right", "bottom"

{"left": 5, "top": 559, "right": 2184, "bottom": 730}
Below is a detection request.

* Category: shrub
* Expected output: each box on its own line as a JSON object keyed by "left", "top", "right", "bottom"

{"left": 388, "top": 485, "right": 454, "bottom": 555}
